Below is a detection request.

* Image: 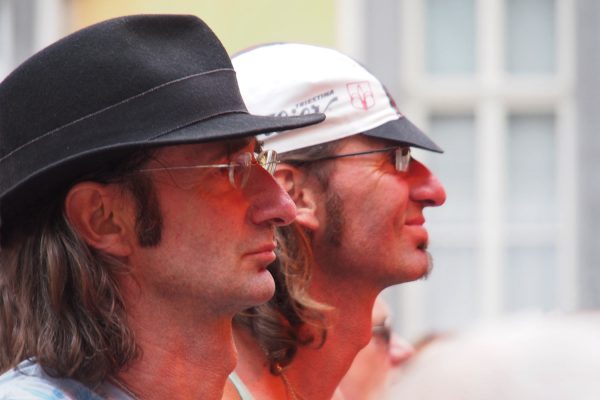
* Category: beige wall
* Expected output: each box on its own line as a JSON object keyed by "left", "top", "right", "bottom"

{"left": 69, "top": 0, "right": 335, "bottom": 54}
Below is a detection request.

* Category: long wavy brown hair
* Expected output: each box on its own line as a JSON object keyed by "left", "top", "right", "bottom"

{"left": 234, "top": 140, "right": 342, "bottom": 374}
{"left": 0, "top": 151, "right": 160, "bottom": 387}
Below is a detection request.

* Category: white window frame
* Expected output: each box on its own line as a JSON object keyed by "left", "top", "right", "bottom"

{"left": 0, "top": 0, "right": 65, "bottom": 79}
{"left": 0, "top": 0, "right": 14, "bottom": 78}
{"left": 337, "top": 0, "right": 577, "bottom": 340}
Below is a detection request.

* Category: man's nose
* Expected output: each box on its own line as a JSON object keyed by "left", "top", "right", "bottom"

{"left": 408, "top": 159, "right": 447, "bottom": 207}
{"left": 388, "top": 333, "right": 415, "bottom": 367}
{"left": 246, "top": 165, "right": 297, "bottom": 226}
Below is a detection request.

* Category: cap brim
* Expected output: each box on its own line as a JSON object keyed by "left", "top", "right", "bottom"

{"left": 363, "top": 117, "right": 443, "bottom": 153}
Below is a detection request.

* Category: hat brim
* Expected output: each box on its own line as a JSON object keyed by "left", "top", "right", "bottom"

{"left": 0, "top": 111, "right": 324, "bottom": 232}
{"left": 363, "top": 117, "right": 443, "bottom": 153}
{"left": 1, "top": 111, "right": 324, "bottom": 197}
{"left": 149, "top": 111, "right": 324, "bottom": 145}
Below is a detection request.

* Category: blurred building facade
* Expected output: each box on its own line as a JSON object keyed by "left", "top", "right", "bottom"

{"left": 1, "top": 0, "right": 599, "bottom": 341}
{"left": 345, "top": 0, "right": 600, "bottom": 342}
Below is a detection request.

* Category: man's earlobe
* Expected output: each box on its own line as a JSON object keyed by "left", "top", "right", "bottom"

{"left": 64, "top": 182, "right": 133, "bottom": 257}
{"left": 275, "top": 165, "right": 320, "bottom": 231}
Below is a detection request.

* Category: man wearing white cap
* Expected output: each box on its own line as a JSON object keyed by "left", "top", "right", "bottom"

{"left": 227, "top": 43, "right": 446, "bottom": 400}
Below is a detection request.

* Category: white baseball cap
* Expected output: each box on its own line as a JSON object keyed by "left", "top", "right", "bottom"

{"left": 232, "top": 43, "right": 442, "bottom": 154}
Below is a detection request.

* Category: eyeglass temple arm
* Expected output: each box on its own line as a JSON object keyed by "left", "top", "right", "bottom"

{"left": 282, "top": 146, "right": 400, "bottom": 165}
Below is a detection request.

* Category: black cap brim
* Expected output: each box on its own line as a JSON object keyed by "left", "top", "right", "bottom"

{"left": 363, "top": 116, "right": 443, "bottom": 153}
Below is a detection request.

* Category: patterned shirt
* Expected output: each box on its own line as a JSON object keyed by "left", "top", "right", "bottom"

{"left": 0, "top": 360, "right": 132, "bottom": 400}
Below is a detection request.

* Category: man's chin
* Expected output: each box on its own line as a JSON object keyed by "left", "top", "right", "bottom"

{"left": 241, "top": 270, "right": 276, "bottom": 307}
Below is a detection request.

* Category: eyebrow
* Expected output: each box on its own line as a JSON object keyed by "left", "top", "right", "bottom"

{"left": 372, "top": 319, "right": 388, "bottom": 327}
{"left": 223, "top": 138, "right": 256, "bottom": 156}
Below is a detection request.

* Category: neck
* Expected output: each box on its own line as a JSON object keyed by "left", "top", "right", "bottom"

{"left": 116, "top": 285, "right": 237, "bottom": 400}
{"left": 286, "top": 265, "right": 379, "bottom": 400}
{"left": 231, "top": 262, "right": 379, "bottom": 400}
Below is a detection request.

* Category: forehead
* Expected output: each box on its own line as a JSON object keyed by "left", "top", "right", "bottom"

{"left": 151, "top": 138, "right": 255, "bottom": 163}
{"left": 371, "top": 298, "right": 391, "bottom": 325}
{"left": 337, "top": 134, "right": 398, "bottom": 153}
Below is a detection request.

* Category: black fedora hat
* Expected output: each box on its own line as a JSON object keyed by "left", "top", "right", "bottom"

{"left": 0, "top": 14, "right": 324, "bottom": 230}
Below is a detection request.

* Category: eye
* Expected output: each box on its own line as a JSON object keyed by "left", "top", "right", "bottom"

{"left": 228, "top": 153, "right": 253, "bottom": 188}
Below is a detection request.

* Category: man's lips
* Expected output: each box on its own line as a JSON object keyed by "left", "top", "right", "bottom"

{"left": 244, "top": 242, "right": 278, "bottom": 266}
{"left": 247, "top": 242, "right": 277, "bottom": 254}
{"left": 405, "top": 215, "right": 425, "bottom": 226}
{"left": 404, "top": 218, "right": 429, "bottom": 250}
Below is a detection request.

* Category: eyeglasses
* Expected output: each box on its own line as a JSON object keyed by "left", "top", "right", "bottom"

{"left": 135, "top": 149, "right": 280, "bottom": 189}
{"left": 372, "top": 316, "right": 392, "bottom": 345}
{"left": 284, "top": 146, "right": 411, "bottom": 172}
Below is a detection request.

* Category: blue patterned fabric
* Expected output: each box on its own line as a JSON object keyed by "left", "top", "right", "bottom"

{"left": 0, "top": 360, "right": 131, "bottom": 399}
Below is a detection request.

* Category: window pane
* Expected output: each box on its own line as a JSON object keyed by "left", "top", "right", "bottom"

{"left": 506, "top": 114, "right": 556, "bottom": 223}
{"left": 426, "top": 114, "right": 476, "bottom": 224}
{"left": 424, "top": 247, "right": 479, "bottom": 331}
{"left": 506, "top": 0, "right": 556, "bottom": 74}
{"left": 12, "top": 0, "right": 36, "bottom": 65}
{"left": 426, "top": 0, "right": 475, "bottom": 74}
{"left": 0, "top": 0, "right": 11, "bottom": 77}
{"left": 504, "top": 246, "right": 557, "bottom": 311}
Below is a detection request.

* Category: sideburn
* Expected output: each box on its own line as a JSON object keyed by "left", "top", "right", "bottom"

{"left": 323, "top": 190, "right": 345, "bottom": 248}
{"left": 126, "top": 174, "right": 163, "bottom": 247}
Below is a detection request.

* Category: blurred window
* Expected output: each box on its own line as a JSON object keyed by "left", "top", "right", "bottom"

{"left": 424, "top": 247, "right": 479, "bottom": 330}
{"left": 506, "top": 0, "right": 556, "bottom": 74}
{"left": 506, "top": 114, "right": 557, "bottom": 223}
{"left": 370, "top": 0, "right": 574, "bottom": 349}
{"left": 426, "top": 114, "right": 477, "bottom": 224}
{"left": 11, "top": 0, "right": 36, "bottom": 66}
{"left": 0, "top": 0, "right": 12, "bottom": 77}
{"left": 0, "top": 0, "right": 37, "bottom": 78}
{"left": 505, "top": 246, "right": 558, "bottom": 311}
{"left": 426, "top": 0, "right": 476, "bottom": 74}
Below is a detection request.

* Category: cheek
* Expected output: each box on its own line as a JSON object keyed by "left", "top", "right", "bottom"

{"left": 357, "top": 174, "right": 410, "bottom": 209}
{"left": 363, "top": 186, "right": 411, "bottom": 232}
{"left": 159, "top": 190, "right": 249, "bottom": 252}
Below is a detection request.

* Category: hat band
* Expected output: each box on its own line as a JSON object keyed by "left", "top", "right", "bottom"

{"left": 0, "top": 69, "right": 247, "bottom": 163}
{"left": 0, "top": 69, "right": 247, "bottom": 195}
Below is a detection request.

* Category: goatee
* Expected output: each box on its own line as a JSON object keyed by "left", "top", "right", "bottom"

{"left": 420, "top": 250, "right": 434, "bottom": 281}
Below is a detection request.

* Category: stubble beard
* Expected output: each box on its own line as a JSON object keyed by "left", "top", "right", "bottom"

{"left": 323, "top": 187, "right": 435, "bottom": 284}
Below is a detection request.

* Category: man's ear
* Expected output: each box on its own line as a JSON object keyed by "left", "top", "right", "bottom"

{"left": 275, "top": 164, "right": 320, "bottom": 231}
{"left": 64, "top": 182, "right": 134, "bottom": 257}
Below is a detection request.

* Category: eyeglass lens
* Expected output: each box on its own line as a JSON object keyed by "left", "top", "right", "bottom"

{"left": 228, "top": 149, "right": 279, "bottom": 189}
{"left": 372, "top": 316, "right": 392, "bottom": 345}
{"left": 395, "top": 147, "right": 411, "bottom": 172}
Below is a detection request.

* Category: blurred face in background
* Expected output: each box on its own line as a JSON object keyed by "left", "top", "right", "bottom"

{"left": 338, "top": 297, "right": 414, "bottom": 400}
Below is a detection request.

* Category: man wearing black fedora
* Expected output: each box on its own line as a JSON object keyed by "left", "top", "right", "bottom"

{"left": 0, "top": 15, "right": 323, "bottom": 399}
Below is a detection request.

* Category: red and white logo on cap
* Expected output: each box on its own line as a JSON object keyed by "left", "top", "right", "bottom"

{"left": 347, "top": 82, "right": 375, "bottom": 110}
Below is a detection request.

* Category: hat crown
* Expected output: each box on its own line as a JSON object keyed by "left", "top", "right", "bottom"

{"left": 0, "top": 15, "right": 325, "bottom": 234}
{"left": 0, "top": 14, "right": 232, "bottom": 159}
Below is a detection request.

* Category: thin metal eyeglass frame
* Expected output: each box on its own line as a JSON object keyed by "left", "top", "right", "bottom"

{"left": 135, "top": 149, "right": 280, "bottom": 189}
{"left": 371, "top": 316, "right": 392, "bottom": 345}
{"left": 284, "top": 146, "right": 411, "bottom": 172}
